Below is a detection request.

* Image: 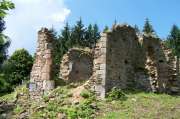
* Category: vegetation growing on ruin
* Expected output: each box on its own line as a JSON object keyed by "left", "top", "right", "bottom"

{"left": 23, "top": 85, "right": 97, "bottom": 119}
{"left": 0, "top": 84, "right": 180, "bottom": 119}
{"left": 107, "top": 87, "right": 127, "bottom": 101}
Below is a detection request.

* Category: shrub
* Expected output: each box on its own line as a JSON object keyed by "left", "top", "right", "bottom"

{"left": 107, "top": 87, "right": 127, "bottom": 100}
{"left": 31, "top": 86, "right": 97, "bottom": 119}
{"left": 67, "top": 108, "right": 78, "bottom": 119}
{"left": 80, "top": 89, "right": 91, "bottom": 98}
{"left": 14, "top": 105, "right": 24, "bottom": 114}
{"left": 77, "top": 100, "right": 96, "bottom": 118}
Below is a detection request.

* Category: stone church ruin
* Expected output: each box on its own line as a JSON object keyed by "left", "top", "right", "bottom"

{"left": 30, "top": 25, "right": 180, "bottom": 100}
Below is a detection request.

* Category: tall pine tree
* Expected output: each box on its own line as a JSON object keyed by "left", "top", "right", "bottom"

{"left": 143, "top": 18, "right": 156, "bottom": 36}
{"left": 53, "top": 23, "right": 71, "bottom": 62}
{"left": 71, "top": 18, "right": 86, "bottom": 47}
{"left": 103, "top": 25, "right": 109, "bottom": 32}
{"left": 85, "top": 24, "right": 93, "bottom": 48}
{"left": 92, "top": 24, "right": 100, "bottom": 48}
{"left": 63, "top": 22, "right": 72, "bottom": 49}
{"left": 134, "top": 24, "right": 140, "bottom": 34}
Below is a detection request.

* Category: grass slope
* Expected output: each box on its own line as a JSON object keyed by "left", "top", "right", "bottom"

{"left": 97, "top": 92, "right": 180, "bottom": 119}
{"left": 0, "top": 85, "right": 180, "bottom": 119}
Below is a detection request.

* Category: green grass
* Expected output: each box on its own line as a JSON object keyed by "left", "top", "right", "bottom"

{"left": 0, "top": 92, "right": 17, "bottom": 103}
{"left": 1, "top": 85, "right": 180, "bottom": 119}
{"left": 97, "top": 92, "right": 180, "bottom": 119}
{"left": 0, "top": 85, "right": 28, "bottom": 103}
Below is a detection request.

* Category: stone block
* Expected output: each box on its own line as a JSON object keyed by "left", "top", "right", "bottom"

{"left": 41, "top": 72, "right": 50, "bottom": 80}
{"left": 43, "top": 80, "right": 55, "bottom": 91}
{"left": 100, "top": 64, "right": 106, "bottom": 70}
{"left": 43, "top": 53, "right": 52, "bottom": 59}
{"left": 45, "top": 49, "right": 51, "bottom": 54}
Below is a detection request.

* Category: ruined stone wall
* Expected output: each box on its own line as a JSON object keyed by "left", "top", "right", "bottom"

{"left": 105, "top": 25, "right": 143, "bottom": 91}
{"left": 30, "top": 25, "right": 180, "bottom": 100}
{"left": 161, "top": 43, "right": 180, "bottom": 94}
{"left": 91, "top": 33, "right": 107, "bottom": 98}
{"left": 60, "top": 48, "right": 93, "bottom": 82}
{"left": 91, "top": 25, "right": 149, "bottom": 98}
{"left": 30, "top": 28, "right": 55, "bottom": 101}
{"left": 142, "top": 36, "right": 169, "bottom": 93}
{"left": 91, "top": 24, "right": 179, "bottom": 98}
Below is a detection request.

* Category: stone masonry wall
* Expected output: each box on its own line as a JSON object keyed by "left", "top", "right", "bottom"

{"left": 90, "top": 25, "right": 148, "bottom": 98}
{"left": 105, "top": 25, "right": 144, "bottom": 92}
{"left": 90, "top": 33, "right": 107, "bottom": 98}
{"left": 161, "top": 43, "right": 180, "bottom": 94}
{"left": 91, "top": 24, "right": 179, "bottom": 98}
{"left": 60, "top": 48, "right": 93, "bottom": 82}
{"left": 142, "top": 35, "right": 169, "bottom": 93}
{"left": 30, "top": 28, "right": 55, "bottom": 101}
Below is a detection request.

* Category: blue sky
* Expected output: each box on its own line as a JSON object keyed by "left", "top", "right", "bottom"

{"left": 5, "top": 0, "right": 180, "bottom": 55}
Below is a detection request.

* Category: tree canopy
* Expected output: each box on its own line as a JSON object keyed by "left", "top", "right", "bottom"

{"left": 167, "top": 25, "right": 180, "bottom": 57}
{"left": 1, "top": 49, "right": 33, "bottom": 92}
{"left": 143, "top": 18, "right": 156, "bottom": 36}
{"left": 52, "top": 18, "right": 100, "bottom": 80}
{"left": 0, "top": 0, "right": 15, "bottom": 17}
{"left": 0, "top": 0, "right": 14, "bottom": 68}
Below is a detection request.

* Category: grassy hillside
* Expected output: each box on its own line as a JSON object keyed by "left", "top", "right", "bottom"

{"left": 0, "top": 85, "right": 180, "bottom": 119}
{"left": 97, "top": 91, "right": 180, "bottom": 119}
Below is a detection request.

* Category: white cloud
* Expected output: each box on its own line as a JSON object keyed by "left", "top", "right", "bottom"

{"left": 4, "top": 0, "right": 71, "bottom": 55}
{"left": 51, "top": 8, "right": 71, "bottom": 22}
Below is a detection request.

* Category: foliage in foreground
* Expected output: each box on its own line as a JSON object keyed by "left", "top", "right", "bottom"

{"left": 31, "top": 86, "right": 97, "bottom": 119}
{"left": 1, "top": 84, "right": 180, "bottom": 119}
{"left": 0, "top": 0, "right": 15, "bottom": 17}
{"left": 107, "top": 87, "right": 127, "bottom": 101}
{"left": 0, "top": 0, "right": 15, "bottom": 68}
